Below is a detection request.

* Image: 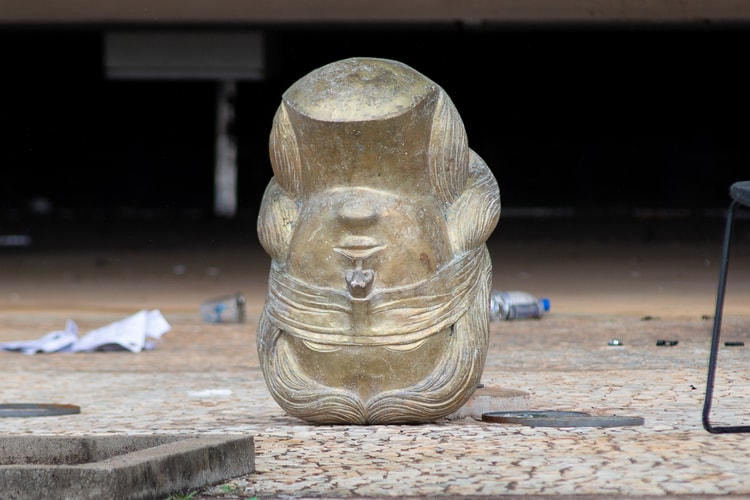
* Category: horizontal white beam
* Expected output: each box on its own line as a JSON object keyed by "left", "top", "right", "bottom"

{"left": 105, "top": 31, "right": 264, "bottom": 80}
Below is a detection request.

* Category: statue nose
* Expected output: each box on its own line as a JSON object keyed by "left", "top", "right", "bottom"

{"left": 337, "top": 200, "right": 380, "bottom": 228}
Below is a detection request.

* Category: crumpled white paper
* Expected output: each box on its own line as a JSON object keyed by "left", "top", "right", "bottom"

{"left": 0, "top": 309, "right": 171, "bottom": 354}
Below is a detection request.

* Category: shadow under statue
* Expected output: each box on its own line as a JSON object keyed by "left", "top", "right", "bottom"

{"left": 257, "top": 57, "right": 500, "bottom": 424}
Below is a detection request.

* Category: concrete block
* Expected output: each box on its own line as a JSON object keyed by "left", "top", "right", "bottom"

{"left": 0, "top": 434, "right": 254, "bottom": 500}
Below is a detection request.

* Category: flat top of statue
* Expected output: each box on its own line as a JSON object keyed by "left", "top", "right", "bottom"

{"left": 257, "top": 57, "right": 501, "bottom": 425}
{"left": 283, "top": 57, "right": 438, "bottom": 122}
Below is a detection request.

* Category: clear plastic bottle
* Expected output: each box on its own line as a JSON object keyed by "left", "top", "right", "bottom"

{"left": 200, "top": 293, "right": 247, "bottom": 323}
{"left": 489, "top": 290, "right": 550, "bottom": 321}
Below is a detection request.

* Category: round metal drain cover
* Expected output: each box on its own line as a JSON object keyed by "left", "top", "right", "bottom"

{"left": 0, "top": 403, "right": 81, "bottom": 417}
{"left": 482, "top": 410, "right": 644, "bottom": 427}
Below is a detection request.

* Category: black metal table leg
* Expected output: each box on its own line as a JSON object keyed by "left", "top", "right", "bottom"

{"left": 703, "top": 181, "right": 750, "bottom": 433}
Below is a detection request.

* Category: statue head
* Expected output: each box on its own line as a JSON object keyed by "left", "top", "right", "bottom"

{"left": 257, "top": 57, "right": 500, "bottom": 424}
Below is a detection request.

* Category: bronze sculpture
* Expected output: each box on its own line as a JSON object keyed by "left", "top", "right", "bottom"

{"left": 257, "top": 57, "right": 500, "bottom": 424}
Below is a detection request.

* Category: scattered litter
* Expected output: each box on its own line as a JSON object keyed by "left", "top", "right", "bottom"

{"left": 0, "top": 309, "right": 170, "bottom": 354}
{"left": 489, "top": 290, "right": 550, "bottom": 321}
{"left": 187, "top": 389, "right": 233, "bottom": 398}
{"left": 656, "top": 339, "right": 679, "bottom": 346}
{"left": 200, "top": 293, "right": 246, "bottom": 323}
{"left": 608, "top": 339, "right": 623, "bottom": 346}
{"left": 0, "top": 234, "right": 31, "bottom": 247}
{"left": 0, "top": 403, "right": 80, "bottom": 418}
{"left": 725, "top": 341, "right": 745, "bottom": 347}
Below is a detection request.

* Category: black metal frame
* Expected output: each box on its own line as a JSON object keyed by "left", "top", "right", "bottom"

{"left": 703, "top": 181, "right": 750, "bottom": 433}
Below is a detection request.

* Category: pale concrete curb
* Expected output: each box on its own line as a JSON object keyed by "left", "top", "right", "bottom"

{"left": 0, "top": 434, "right": 255, "bottom": 500}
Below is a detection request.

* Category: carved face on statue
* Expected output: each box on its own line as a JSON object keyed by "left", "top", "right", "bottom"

{"left": 288, "top": 187, "right": 451, "bottom": 291}
{"left": 257, "top": 57, "right": 500, "bottom": 424}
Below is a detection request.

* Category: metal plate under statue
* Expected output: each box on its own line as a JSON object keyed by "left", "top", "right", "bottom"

{"left": 257, "top": 57, "right": 500, "bottom": 424}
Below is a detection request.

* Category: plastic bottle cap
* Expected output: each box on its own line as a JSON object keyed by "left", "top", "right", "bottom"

{"left": 541, "top": 298, "right": 551, "bottom": 312}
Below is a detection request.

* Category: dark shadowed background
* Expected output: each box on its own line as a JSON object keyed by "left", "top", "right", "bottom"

{"left": 1, "top": 23, "right": 749, "bottom": 247}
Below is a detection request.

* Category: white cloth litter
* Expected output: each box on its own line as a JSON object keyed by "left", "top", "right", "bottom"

{"left": 0, "top": 310, "right": 171, "bottom": 354}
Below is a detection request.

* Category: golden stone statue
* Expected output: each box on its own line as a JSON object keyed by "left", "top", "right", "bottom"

{"left": 257, "top": 57, "right": 500, "bottom": 424}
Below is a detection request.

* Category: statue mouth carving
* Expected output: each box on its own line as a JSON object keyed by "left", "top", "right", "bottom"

{"left": 334, "top": 236, "right": 386, "bottom": 260}
{"left": 302, "top": 337, "right": 429, "bottom": 353}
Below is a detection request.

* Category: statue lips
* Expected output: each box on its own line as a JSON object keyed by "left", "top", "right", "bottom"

{"left": 335, "top": 236, "right": 383, "bottom": 298}
{"left": 333, "top": 236, "right": 386, "bottom": 261}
